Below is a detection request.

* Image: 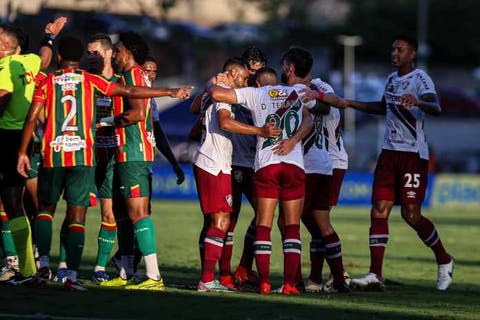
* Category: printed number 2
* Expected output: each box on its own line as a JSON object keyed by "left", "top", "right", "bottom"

{"left": 404, "top": 173, "right": 420, "bottom": 188}
{"left": 61, "top": 95, "right": 78, "bottom": 132}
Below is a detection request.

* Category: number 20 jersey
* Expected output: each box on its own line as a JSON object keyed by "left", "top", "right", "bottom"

{"left": 234, "top": 84, "right": 315, "bottom": 172}
{"left": 33, "top": 68, "right": 116, "bottom": 168}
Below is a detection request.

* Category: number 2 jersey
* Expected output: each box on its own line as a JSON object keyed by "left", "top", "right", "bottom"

{"left": 234, "top": 84, "right": 316, "bottom": 172}
{"left": 383, "top": 68, "right": 437, "bottom": 160}
{"left": 33, "top": 68, "right": 117, "bottom": 168}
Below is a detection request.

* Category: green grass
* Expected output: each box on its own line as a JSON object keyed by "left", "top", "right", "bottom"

{"left": 0, "top": 201, "right": 478, "bottom": 320}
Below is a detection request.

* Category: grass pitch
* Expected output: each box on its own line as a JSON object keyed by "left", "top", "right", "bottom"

{"left": 0, "top": 201, "right": 478, "bottom": 320}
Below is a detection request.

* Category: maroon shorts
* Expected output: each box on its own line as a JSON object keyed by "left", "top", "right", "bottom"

{"left": 329, "top": 168, "right": 346, "bottom": 206}
{"left": 254, "top": 163, "right": 305, "bottom": 201}
{"left": 372, "top": 149, "right": 428, "bottom": 205}
{"left": 193, "top": 165, "right": 233, "bottom": 214}
{"left": 304, "top": 173, "right": 332, "bottom": 213}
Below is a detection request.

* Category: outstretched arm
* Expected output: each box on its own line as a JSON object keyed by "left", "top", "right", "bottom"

{"left": 401, "top": 93, "right": 441, "bottom": 116}
{"left": 110, "top": 84, "right": 193, "bottom": 100}
{"left": 346, "top": 97, "right": 386, "bottom": 115}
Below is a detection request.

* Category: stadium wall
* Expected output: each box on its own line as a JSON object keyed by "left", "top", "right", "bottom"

{"left": 151, "top": 166, "right": 480, "bottom": 209}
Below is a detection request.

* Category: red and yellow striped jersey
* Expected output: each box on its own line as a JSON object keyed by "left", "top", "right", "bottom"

{"left": 33, "top": 68, "right": 117, "bottom": 168}
{"left": 114, "top": 66, "right": 154, "bottom": 163}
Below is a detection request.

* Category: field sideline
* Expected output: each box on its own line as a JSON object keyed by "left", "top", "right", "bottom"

{"left": 0, "top": 201, "right": 478, "bottom": 319}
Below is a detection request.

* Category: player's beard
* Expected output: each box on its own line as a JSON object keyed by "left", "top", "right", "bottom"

{"left": 280, "top": 71, "right": 288, "bottom": 85}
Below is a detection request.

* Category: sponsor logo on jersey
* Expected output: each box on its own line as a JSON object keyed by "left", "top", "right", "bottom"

{"left": 54, "top": 73, "right": 84, "bottom": 91}
{"left": 268, "top": 89, "right": 288, "bottom": 99}
{"left": 406, "top": 191, "right": 417, "bottom": 198}
{"left": 50, "top": 135, "right": 86, "bottom": 152}
{"left": 401, "top": 81, "right": 410, "bottom": 90}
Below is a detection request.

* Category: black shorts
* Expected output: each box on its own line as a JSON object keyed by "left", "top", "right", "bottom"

{"left": 0, "top": 129, "right": 26, "bottom": 187}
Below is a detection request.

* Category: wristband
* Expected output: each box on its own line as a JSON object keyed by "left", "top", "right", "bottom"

{"left": 40, "top": 34, "right": 56, "bottom": 50}
{"left": 317, "top": 90, "right": 325, "bottom": 100}
{"left": 99, "top": 116, "right": 114, "bottom": 127}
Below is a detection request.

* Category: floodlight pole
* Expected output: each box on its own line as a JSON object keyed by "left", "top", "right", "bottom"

{"left": 337, "top": 35, "right": 362, "bottom": 165}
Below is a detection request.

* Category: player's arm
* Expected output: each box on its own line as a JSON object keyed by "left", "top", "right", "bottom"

{"left": 218, "top": 109, "right": 280, "bottom": 138}
{"left": 17, "top": 101, "right": 43, "bottom": 177}
{"left": 38, "top": 17, "right": 68, "bottom": 70}
{"left": 190, "top": 92, "right": 205, "bottom": 114}
{"left": 272, "top": 107, "right": 314, "bottom": 156}
{"left": 401, "top": 93, "right": 441, "bottom": 116}
{"left": 112, "top": 98, "right": 146, "bottom": 127}
{"left": 299, "top": 87, "right": 348, "bottom": 109}
{"left": 345, "top": 97, "right": 386, "bottom": 115}
{"left": 308, "top": 99, "right": 330, "bottom": 116}
{"left": 153, "top": 120, "right": 185, "bottom": 184}
{"left": 110, "top": 84, "right": 193, "bottom": 100}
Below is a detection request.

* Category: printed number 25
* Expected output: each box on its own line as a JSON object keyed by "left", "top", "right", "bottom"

{"left": 61, "top": 95, "right": 78, "bottom": 132}
{"left": 404, "top": 173, "right": 420, "bottom": 188}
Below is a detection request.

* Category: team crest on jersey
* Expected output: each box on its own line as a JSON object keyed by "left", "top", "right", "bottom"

{"left": 54, "top": 73, "right": 84, "bottom": 91}
{"left": 50, "top": 135, "right": 86, "bottom": 152}
{"left": 225, "top": 194, "right": 233, "bottom": 207}
{"left": 401, "top": 81, "right": 410, "bottom": 90}
{"left": 268, "top": 89, "right": 288, "bottom": 99}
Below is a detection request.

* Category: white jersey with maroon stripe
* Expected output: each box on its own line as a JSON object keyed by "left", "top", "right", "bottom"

{"left": 302, "top": 112, "right": 333, "bottom": 175}
{"left": 311, "top": 78, "right": 348, "bottom": 170}
{"left": 383, "top": 68, "right": 436, "bottom": 160}
{"left": 231, "top": 105, "right": 256, "bottom": 168}
{"left": 234, "top": 84, "right": 316, "bottom": 172}
{"left": 193, "top": 95, "right": 233, "bottom": 175}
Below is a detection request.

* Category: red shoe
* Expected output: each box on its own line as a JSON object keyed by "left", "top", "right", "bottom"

{"left": 219, "top": 275, "right": 237, "bottom": 290}
{"left": 234, "top": 266, "right": 259, "bottom": 286}
{"left": 258, "top": 282, "right": 271, "bottom": 295}
{"left": 282, "top": 283, "right": 302, "bottom": 295}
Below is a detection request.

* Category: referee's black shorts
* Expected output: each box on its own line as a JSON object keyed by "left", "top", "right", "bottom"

{"left": 0, "top": 128, "right": 27, "bottom": 187}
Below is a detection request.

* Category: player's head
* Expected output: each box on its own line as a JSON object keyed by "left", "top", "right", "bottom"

{"left": 0, "top": 25, "right": 24, "bottom": 58}
{"left": 254, "top": 67, "right": 278, "bottom": 87}
{"left": 143, "top": 55, "right": 158, "bottom": 83}
{"left": 391, "top": 35, "right": 417, "bottom": 69}
{"left": 58, "top": 36, "right": 83, "bottom": 65}
{"left": 222, "top": 57, "right": 249, "bottom": 89}
{"left": 280, "top": 47, "right": 313, "bottom": 85}
{"left": 115, "top": 31, "right": 149, "bottom": 73}
{"left": 241, "top": 46, "right": 267, "bottom": 86}
{"left": 87, "top": 33, "right": 114, "bottom": 74}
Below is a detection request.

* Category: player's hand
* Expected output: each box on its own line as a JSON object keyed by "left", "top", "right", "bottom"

{"left": 272, "top": 138, "right": 296, "bottom": 156}
{"left": 215, "top": 72, "right": 231, "bottom": 87}
{"left": 400, "top": 94, "right": 417, "bottom": 108}
{"left": 171, "top": 86, "right": 194, "bottom": 99}
{"left": 173, "top": 164, "right": 185, "bottom": 185}
{"left": 260, "top": 122, "right": 282, "bottom": 138}
{"left": 299, "top": 88, "right": 319, "bottom": 103}
{"left": 17, "top": 153, "right": 31, "bottom": 178}
{"left": 45, "top": 16, "right": 68, "bottom": 36}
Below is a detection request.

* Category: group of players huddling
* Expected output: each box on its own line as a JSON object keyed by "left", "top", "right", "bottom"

{"left": 0, "top": 17, "right": 454, "bottom": 294}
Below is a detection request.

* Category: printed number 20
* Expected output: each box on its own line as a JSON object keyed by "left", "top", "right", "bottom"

{"left": 404, "top": 173, "right": 420, "bottom": 188}
{"left": 61, "top": 95, "right": 78, "bottom": 132}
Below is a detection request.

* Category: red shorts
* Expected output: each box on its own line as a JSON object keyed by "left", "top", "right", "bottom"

{"left": 304, "top": 173, "right": 332, "bottom": 213}
{"left": 372, "top": 149, "right": 428, "bottom": 205}
{"left": 193, "top": 165, "right": 233, "bottom": 214}
{"left": 329, "top": 168, "right": 346, "bottom": 206}
{"left": 254, "top": 163, "right": 305, "bottom": 201}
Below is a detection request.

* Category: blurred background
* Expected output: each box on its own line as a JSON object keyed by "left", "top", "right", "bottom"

{"left": 1, "top": 0, "right": 479, "bottom": 206}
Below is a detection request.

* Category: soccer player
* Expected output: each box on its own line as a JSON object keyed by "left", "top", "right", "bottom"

{"left": 346, "top": 35, "right": 454, "bottom": 291}
{"left": 194, "top": 57, "right": 280, "bottom": 292}
{"left": 17, "top": 36, "right": 192, "bottom": 290}
{"left": 223, "top": 47, "right": 268, "bottom": 288}
{"left": 208, "top": 47, "right": 344, "bottom": 295}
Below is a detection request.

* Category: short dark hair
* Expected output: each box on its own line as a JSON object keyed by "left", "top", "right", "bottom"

{"left": 2, "top": 25, "right": 28, "bottom": 53}
{"left": 58, "top": 36, "right": 83, "bottom": 62}
{"left": 281, "top": 47, "right": 313, "bottom": 78}
{"left": 241, "top": 46, "right": 267, "bottom": 66}
{"left": 118, "top": 32, "right": 149, "bottom": 65}
{"left": 393, "top": 35, "right": 418, "bottom": 51}
{"left": 144, "top": 55, "right": 157, "bottom": 65}
{"left": 222, "top": 57, "right": 247, "bottom": 72}
{"left": 255, "top": 67, "right": 277, "bottom": 81}
{"left": 88, "top": 33, "right": 113, "bottom": 51}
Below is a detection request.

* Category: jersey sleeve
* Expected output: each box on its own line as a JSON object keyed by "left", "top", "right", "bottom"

{"left": 89, "top": 73, "right": 117, "bottom": 96}
{"left": 416, "top": 71, "right": 436, "bottom": 96}
{"left": 234, "top": 87, "right": 258, "bottom": 110}
{"left": 311, "top": 78, "right": 335, "bottom": 94}
{"left": 215, "top": 102, "right": 231, "bottom": 113}
{"left": 32, "top": 75, "right": 49, "bottom": 104}
{"left": 0, "top": 60, "right": 14, "bottom": 93}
